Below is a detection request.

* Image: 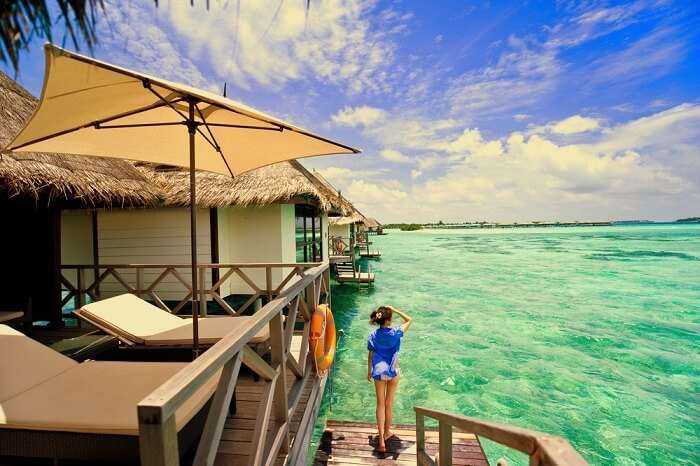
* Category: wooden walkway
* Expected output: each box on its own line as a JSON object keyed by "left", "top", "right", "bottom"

{"left": 313, "top": 420, "right": 489, "bottom": 466}
{"left": 215, "top": 364, "right": 325, "bottom": 466}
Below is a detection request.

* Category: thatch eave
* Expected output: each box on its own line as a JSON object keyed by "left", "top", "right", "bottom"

{"left": 0, "top": 71, "right": 159, "bottom": 208}
{"left": 136, "top": 159, "right": 347, "bottom": 212}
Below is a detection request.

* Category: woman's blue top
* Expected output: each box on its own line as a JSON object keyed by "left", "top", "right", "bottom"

{"left": 367, "top": 327, "right": 404, "bottom": 380}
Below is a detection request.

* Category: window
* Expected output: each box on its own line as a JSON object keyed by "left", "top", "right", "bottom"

{"left": 295, "top": 205, "right": 323, "bottom": 262}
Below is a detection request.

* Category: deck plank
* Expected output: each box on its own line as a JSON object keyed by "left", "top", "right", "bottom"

{"left": 214, "top": 368, "right": 317, "bottom": 466}
{"left": 313, "top": 420, "right": 489, "bottom": 466}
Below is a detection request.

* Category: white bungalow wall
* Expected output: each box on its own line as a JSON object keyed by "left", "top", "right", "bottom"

{"left": 61, "top": 204, "right": 327, "bottom": 303}
{"left": 321, "top": 212, "right": 329, "bottom": 263}
{"left": 96, "top": 208, "right": 212, "bottom": 301}
{"left": 61, "top": 209, "right": 95, "bottom": 285}
{"left": 329, "top": 223, "right": 351, "bottom": 241}
{"left": 216, "top": 204, "right": 296, "bottom": 296}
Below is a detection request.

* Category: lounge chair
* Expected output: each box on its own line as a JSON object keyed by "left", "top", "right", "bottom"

{"left": 74, "top": 293, "right": 272, "bottom": 351}
{"left": 0, "top": 324, "right": 218, "bottom": 464}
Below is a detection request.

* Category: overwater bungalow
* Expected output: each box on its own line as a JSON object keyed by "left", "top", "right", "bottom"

{"left": 60, "top": 159, "right": 350, "bottom": 311}
{"left": 0, "top": 68, "right": 341, "bottom": 465}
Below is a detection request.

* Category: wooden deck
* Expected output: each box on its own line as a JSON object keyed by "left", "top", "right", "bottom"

{"left": 336, "top": 272, "right": 375, "bottom": 284}
{"left": 215, "top": 335, "right": 327, "bottom": 466}
{"left": 313, "top": 420, "right": 489, "bottom": 466}
{"left": 214, "top": 370, "right": 311, "bottom": 465}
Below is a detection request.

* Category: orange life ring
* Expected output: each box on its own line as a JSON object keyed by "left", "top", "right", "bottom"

{"left": 309, "top": 304, "right": 336, "bottom": 373}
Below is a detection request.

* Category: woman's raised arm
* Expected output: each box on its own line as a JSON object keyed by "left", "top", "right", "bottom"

{"left": 390, "top": 306, "right": 413, "bottom": 333}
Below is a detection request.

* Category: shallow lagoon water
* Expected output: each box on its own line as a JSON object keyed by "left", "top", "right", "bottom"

{"left": 310, "top": 225, "right": 700, "bottom": 465}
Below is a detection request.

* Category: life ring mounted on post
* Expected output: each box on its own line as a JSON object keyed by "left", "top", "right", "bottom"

{"left": 309, "top": 304, "right": 337, "bottom": 374}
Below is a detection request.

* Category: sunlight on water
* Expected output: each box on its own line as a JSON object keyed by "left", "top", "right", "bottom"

{"left": 310, "top": 225, "right": 700, "bottom": 465}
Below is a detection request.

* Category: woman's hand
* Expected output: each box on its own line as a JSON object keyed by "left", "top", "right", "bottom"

{"left": 367, "top": 372, "right": 373, "bottom": 382}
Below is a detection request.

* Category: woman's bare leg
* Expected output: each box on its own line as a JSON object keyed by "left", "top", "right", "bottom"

{"left": 374, "top": 380, "right": 387, "bottom": 452}
{"left": 384, "top": 376, "right": 400, "bottom": 440}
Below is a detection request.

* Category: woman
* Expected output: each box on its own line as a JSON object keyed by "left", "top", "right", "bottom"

{"left": 367, "top": 305, "right": 413, "bottom": 453}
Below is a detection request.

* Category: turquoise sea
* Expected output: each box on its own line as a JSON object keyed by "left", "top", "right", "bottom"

{"left": 310, "top": 225, "right": 700, "bottom": 465}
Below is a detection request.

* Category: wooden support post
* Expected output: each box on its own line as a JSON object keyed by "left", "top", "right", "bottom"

{"left": 138, "top": 412, "right": 179, "bottom": 466}
{"left": 199, "top": 266, "right": 207, "bottom": 318}
{"left": 265, "top": 266, "right": 273, "bottom": 302}
{"left": 269, "top": 312, "right": 289, "bottom": 453}
{"left": 416, "top": 411, "right": 426, "bottom": 456}
{"left": 438, "top": 420, "right": 453, "bottom": 466}
{"left": 76, "top": 268, "right": 85, "bottom": 308}
{"left": 136, "top": 267, "right": 144, "bottom": 299}
{"left": 193, "top": 353, "right": 243, "bottom": 466}
{"left": 297, "top": 320, "right": 310, "bottom": 374}
{"left": 248, "top": 373, "right": 278, "bottom": 466}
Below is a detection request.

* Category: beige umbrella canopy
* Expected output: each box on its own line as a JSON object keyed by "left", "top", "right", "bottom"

{"left": 4, "top": 44, "right": 359, "bottom": 355}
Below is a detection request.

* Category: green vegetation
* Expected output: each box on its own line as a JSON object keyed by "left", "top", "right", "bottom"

{"left": 384, "top": 223, "right": 423, "bottom": 231}
{"left": 676, "top": 217, "right": 700, "bottom": 223}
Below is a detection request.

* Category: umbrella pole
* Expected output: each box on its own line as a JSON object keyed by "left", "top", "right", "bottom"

{"left": 188, "top": 100, "right": 200, "bottom": 358}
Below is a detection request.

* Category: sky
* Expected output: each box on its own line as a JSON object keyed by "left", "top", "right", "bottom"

{"left": 3, "top": 0, "right": 700, "bottom": 223}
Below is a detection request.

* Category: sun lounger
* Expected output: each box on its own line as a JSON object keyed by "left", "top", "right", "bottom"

{"left": 0, "top": 324, "right": 218, "bottom": 464}
{"left": 0, "top": 310, "right": 24, "bottom": 324}
{"left": 74, "top": 293, "right": 272, "bottom": 349}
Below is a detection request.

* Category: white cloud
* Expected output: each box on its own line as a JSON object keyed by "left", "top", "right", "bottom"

{"left": 366, "top": 116, "right": 460, "bottom": 151}
{"left": 346, "top": 179, "right": 408, "bottom": 204}
{"left": 445, "top": 35, "right": 561, "bottom": 116}
{"left": 332, "top": 105, "right": 387, "bottom": 127}
{"left": 348, "top": 106, "right": 700, "bottom": 223}
{"left": 589, "top": 27, "right": 686, "bottom": 84}
{"left": 442, "top": 128, "right": 504, "bottom": 156}
{"left": 513, "top": 113, "right": 531, "bottom": 121}
{"left": 592, "top": 103, "right": 700, "bottom": 154}
{"left": 380, "top": 149, "right": 412, "bottom": 163}
{"left": 97, "top": 1, "right": 214, "bottom": 91}
{"left": 163, "top": 0, "right": 402, "bottom": 93}
{"left": 315, "top": 166, "right": 353, "bottom": 180}
{"left": 550, "top": 115, "right": 601, "bottom": 135}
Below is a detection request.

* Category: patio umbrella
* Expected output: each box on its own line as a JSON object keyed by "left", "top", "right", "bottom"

{"left": 3, "top": 44, "right": 359, "bottom": 356}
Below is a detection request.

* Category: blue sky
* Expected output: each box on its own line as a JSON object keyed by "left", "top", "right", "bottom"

{"left": 4, "top": 0, "right": 700, "bottom": 222}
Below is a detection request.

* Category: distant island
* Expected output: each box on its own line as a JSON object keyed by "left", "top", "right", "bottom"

{"left": 384, "top": 223, "right": 423, "bottom": 231}
{"left": 382, "top": 218, "right": 700, "bottom": 230}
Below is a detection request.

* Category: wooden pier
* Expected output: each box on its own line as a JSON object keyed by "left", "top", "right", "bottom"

{"left": 313, "top": 420, "right": 489, "bottom": 466}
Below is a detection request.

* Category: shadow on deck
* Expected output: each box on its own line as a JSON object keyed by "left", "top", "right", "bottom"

{"left": 314, "top": 420, "right": 489, "bottom": 466}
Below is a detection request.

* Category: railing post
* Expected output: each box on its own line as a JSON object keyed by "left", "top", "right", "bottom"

{"left": 270, "top": 311, "right": 290, "bottom": 453}
{"left": 416, "top": 410, "right": 426, "bottom": 464}
{"left": 199, "top": 265, "right": 207, "bottom": 318}
{"left": 138, "top": 408, "right": 179, "bottom": 466}
{"left": 438, "top": 420, "right": 452, "bottom": 466}
{"left": 76, "top": 268, "right": 85, "bottom": 309}
{"left": 265, "top": 266, "right": 273, "bottom": 302}
{"left": 136, "top": 267, "right": 143, "bottom": 299}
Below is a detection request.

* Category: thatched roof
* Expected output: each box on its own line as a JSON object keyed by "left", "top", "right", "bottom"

{"left": 364, "top": 217, "right": 382, "bottom": 229}
{"left": 311, "top": 169, "right": 357, "bottom": 214}
{"left": 0, "top": 72, "right": 356, "bottom": 212}
{"left": 137, "top": 159, "right": 350, "bottom": 213}
{"left": 312, "top": 169, "right": 383, "bottom": 226}
{"left": 0, "top": 71, "right": 158, "bottom": 207}
{"left": 330, "top": 213, "right": 364, "bottom": 225}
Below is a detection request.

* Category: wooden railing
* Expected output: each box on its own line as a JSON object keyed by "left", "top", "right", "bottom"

{"left": 138, "top": 263, "right": 329, "bottom": 466}
{"left": 60, "top": 262, "right": 324, "bottom": 316}
{"left": 415, "top": 407, "right": 588, "bottom": 466}
{"left": 329, "top": 236, "right": 353, "bottom": 256}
